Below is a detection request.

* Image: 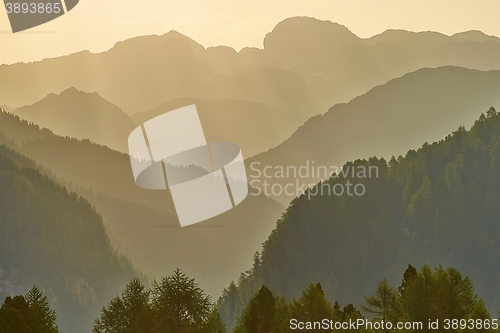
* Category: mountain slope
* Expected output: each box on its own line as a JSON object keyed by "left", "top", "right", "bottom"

{"left": 262, "top": 18, "right": 500, "bottom": 109}
{"left": 0, "top": 109, "right": 173, "bottom": 213}
{"left": 222, "top": 109, "right": 500, "bottom": 328}
{"left": 0, "top": 31, "right": 210, "bottom": 114}
{"left": 3, "top": 17, "right": 500, "bottom": 119}
{"left": 186, "top": 68, "right": 320, "bottom": 116}
{"left": 0, "top": 145, "right": 139, "bottom": 333}
{"left": 264, "top": 16, "right": 362, "bottom": 64}
{"left": 248, "top": 66, "right": 500, "bottom": 204}
{"left": 132, "top": 98, "right": 304, "bottom": 158}
{"left": 0, "top": 110, "right": 285, "bottom": 298}
{"left": 13, "top": 87, "right": 136, "bottom": 153}
{"left": 0, "top": 105, "right": 13, "bottom": 113}
{"left": 0, "top": 110, "right": 53, "bottom": 144}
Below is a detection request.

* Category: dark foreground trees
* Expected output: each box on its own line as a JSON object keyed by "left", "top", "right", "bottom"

{"left": 363, "top": 264, "right": 497, "bottom": 333}
{"left": 93, "top": 269, "right": 226, "bottom": 333}
{"left": 233, "top": 283, "right": 365, "bottom": 333}
{"left": 289, "top": 283, "right": 333, "bottom": 332}
{"left": 226, "top": 264, "right": 498, "bottom": 333}
{"left": 0, "top": 286, "right": 60, "bottom": 333}
{"left": 233, "top": 285, "right": 289, "bottom": 333}
{"left": 1, "top": 266, "right": 495, "bottom": 333}
{"left": 93, "top": 278, "right": 152, "bottom": 333}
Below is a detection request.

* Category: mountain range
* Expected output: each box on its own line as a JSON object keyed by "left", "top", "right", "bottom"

{"left": 7, "top": 87, "right": 303, "bottom": 158}
{"left": 3, "top": 17, "right": 500, "bottom": 161}
{"left": 3, "top": 16, "right": 500, "bottom": 333}
{"left": 2, "top": 16, "right": 500, "bottom": 118}
{"left": 248, "top": 66, "right": 500, "bottom": 204}
{"left": 0, "top": 109, "right": 285, "bottom": 304}
{"left": 132, "top": 97, "right": 303, "bottom": 157}
{"left": 3, "top": 65, "right": 500, "bottom": 306}
{"left": 12, "top": 87, "right": 135, "bottom": 153}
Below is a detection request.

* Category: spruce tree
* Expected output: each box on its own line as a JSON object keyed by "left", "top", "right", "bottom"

{"left": 152, "top": 268, "right": 211, "bottom": 333}
{"left": 24, "top": 286, "right": 59, "bottom": 333}
{"left": 0, "top": 287, "right": 59, "bottom": 333}
{"left": 362, "top": 278, "right": 396, "bottom": 323}
{"left": 93, "top": 278, "right": 151, "bottom": 333}
{"left": 233, "top": 285, "right": 279, "bottom": 333}
{"left": 204, "top": 307, "right": 227, "bottom": 333}
{"left": 290, "top": 283, "right": 332, "bottom": 332}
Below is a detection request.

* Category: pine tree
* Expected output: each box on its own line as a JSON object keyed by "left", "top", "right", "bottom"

{"left": 122, "top": 278, "right": 152, "bottom": 333}
{"left": 24, "top": 286, "right": 59, "bottom": 333}
{"left": 0, "top": 295, "right": 32, "bottom": 333}
{"left": 398, "top": 264, "right": 417, "bottom": 297}
{"left": 467, "top": 299, "right": 492, "bottom": 333}
{"left": 93, "top": 278, "right": 151, "bottom": 333}
{"left": 274, "top": 296, "right": 291, "bottom": 333}
{"left": 335, "top": 303, "right": 367, "bottom": 333}
{"left": 435, "top": 265, "right": 476, "bottom": 322}
{"left": 233, "top": 285, "right": 280, "bottom": 333}
{"left": 152, "top": 268, "right": 211, "bottom": 333}
{"left": 487, "top": 106, "right": 497, "bottom": 118}
{"left": 217, "top": 281, "right": 241, "bottom": 331}
{"left": 290, "top": 283, "right": 332, "bottom": 332}
{"left": 362, "top": 278, "right": 395, "bottom": 323}
{"left": 203, "top": 307, "right": 227, "bottom": 333}
{"left": 0, "top": 287, "right": 59, "bottom": 333}
{"left": 93, "top": 297, "right": 127, "bottom": 333}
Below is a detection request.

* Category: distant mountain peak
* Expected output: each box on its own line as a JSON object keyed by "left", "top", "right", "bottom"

{"left": 14, "top": 87, "right": 135, "bottom": 153}
{"left": 375, "top": 29, "right": 447, "bottom": 37}
{"left": 272, "top": 16, "right": 357, "bottom": 37}
{"left": 264, "top": 16, "right": 361, "bottom": 58}
{"left": 367, "top": 28, "right": 500, "bottom": 50}
{"left": 0, "top": 104, "right": 13, "bottom": 113}
{"left": 451, "top": 30, "right": 500, "bottom": 42}
{"left": 60, "top": 86, "right": 81, "bottom": 95}
{"left": 51, "top": 87, "right": 105, "bottom": 103}
{"left": 163, "top": 30, "right": 188, "bottom": 38}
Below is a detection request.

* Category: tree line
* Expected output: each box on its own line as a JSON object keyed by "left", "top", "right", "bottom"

{"left": 222, "top": 264, "right": 499, "bottom": 333}
{"left": 92, "top": 268, "right": 225, "bottom": 333}
{"left": 2, "top": 264, "right": 498, "bottom": 332}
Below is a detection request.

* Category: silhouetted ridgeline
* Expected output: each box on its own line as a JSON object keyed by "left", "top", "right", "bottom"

{"left": 248, "top": 66, "right": 500, "bottom": 204}
{"left": 2, "top": 17, "right": 500, "bottom": 117}
{"left": 0, "top": 109, "right": 284, "bottom": 300}
{"left": 220, "top": 108, "right": 500, "bottom": 328}
{"left": 13, "top": 87, "right": 136, "bottom": 153}
{"left": 0, "top": 144, "right": 141, "bottom": 333}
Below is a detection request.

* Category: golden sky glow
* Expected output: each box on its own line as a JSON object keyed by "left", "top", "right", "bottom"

{"left": 1, "top": 0, "right": 500, "bottom": 65}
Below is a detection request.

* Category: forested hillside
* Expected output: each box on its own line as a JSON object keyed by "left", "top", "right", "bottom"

{"left": 12, "top": 87, "right": 136, "bottom": 153}
{"left": 0, "top": 145, "right": 140, "bottom": 333}
{"left": 0, "top": 109, "right": 284, "bottom": 298}
{"left": 220, "top": 107, "right": 500, "bottom": 328}
{"left": 248, "top": 66, "right": 500, "bottom": 204}
{"left": 0, "top": 110, "right": 172, "bottom": 212}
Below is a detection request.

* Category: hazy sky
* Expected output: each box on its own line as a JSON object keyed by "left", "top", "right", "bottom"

{"left": 1, "top": 0, "right": 500, "bottom": 65}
